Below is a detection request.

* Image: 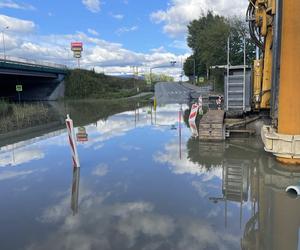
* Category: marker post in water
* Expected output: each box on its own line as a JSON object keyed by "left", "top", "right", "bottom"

{"left": 66, "top": 114, "right": 80, "bottom": 168}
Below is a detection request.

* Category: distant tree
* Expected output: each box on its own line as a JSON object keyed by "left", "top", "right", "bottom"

{"left": 144, "top": 73, "right": 174, "bottom": 84}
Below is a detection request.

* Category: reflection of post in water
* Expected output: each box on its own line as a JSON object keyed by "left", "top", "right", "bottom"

{"left": 179, "top": 105, "right": 182, "bottom": 159}
{"left": 241, "top": 159, "right": 300, "bottom": 250}
{"left": 137, "top": 102, "right": 140, "bottom": 121}
{"left": 134, "top": 102, "right": 140, "bottom": 127}
{"left": 150, "top": 105, "right": 153, "bottom": 125}
{"left": 71, "top": 167, "right": 80, "bottom": 215}
{"left": 134, "top": 108, "right": 137, "bottom": 128}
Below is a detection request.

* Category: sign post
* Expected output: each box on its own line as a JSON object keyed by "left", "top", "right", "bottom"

{"left": 71, "top": 42, "right": 83, "bottom": 68}
{"left": 16, "top": 84, "right": 22, "bottom": 103}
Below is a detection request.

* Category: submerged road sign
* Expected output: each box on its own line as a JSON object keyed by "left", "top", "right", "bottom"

{"left": 16, "top": 85, "right": 23, "bottom": 92}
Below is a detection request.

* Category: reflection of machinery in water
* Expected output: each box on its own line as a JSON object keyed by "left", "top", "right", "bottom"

{"left": 71, "top": 167, "right": 80, "bottom": 215}
{"left": 187, "top": 136, "right": 300, "bottom": 248}
{"left": 222, "top": 159, "right": 249, "bottom": 203}
{"left": 222, "top": 159, "right": 250, "bottom": 228}
{"left": 242, "top": 160, "right": 300, "bottom": 250}
{"left": 187, "top": 137, "right": 252, "bottom": 226}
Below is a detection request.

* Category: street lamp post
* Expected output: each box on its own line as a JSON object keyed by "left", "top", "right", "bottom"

{"left": 1, "top": 26, "right": 9, "bottom": 61}
{"left": 186, "top": 58, "right": 196, "bottom": 85}
{"left": 150, "top": 61, "right": 177, "bottom": 85}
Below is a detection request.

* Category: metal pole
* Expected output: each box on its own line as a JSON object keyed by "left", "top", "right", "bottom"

{"left": 243, "top": 37, "right": 246, "bottom": 111}
{"left": 193, "top": 59, "right": 196, "bottom": 85}
{"left": 226, "top": 37, "right": 230, "bottom": 110}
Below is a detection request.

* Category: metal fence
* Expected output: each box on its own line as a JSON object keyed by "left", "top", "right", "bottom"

{"left": 0, "top": 55, "right": 67, "bottom": 69}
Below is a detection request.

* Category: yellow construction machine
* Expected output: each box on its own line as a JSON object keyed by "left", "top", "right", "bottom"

{"left": 247, "top": 0, "right": 300, "bottom": 164}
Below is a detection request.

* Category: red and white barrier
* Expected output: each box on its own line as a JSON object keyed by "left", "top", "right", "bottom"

{"left": 189, "top": 120, "right": 198, "bottom": 137}
{"left": 66, "top": 114, "right": 80, "bottom": 168}
{"left": 189, "top": 103, "right": 199, "bottom": 123}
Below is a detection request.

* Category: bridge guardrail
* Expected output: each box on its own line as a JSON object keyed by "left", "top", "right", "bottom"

{"left": 0, "top": 55, "right": 67, "bottom": 70}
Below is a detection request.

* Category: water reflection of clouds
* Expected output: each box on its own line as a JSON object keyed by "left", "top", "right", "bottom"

{"left": 153, "top": 139, "right": 223, "bottom": 180}
{"left": 82, "top": 104, "right": 188, "bottom": 149}
{"left": 92, "top": 163, "right": 109, "bottom": 177}
{"left": 0, "top": 149, "right": 45, "bottom": 168}
{"left": 32, "top": 187, "right": 239, "bottom": 250}
{"left": 0, "top": 170, "right": 34, "bottom": 181}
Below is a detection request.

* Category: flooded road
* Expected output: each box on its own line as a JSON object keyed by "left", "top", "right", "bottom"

{"left": 1, "top": 101, "right": 300, "bottom": 250}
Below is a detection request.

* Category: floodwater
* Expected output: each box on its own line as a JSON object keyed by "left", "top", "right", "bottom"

{"left": 1, "top": 100, "right": 300, "bottom": 250}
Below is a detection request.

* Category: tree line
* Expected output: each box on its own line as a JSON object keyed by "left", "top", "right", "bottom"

{"left": 183, "top": 12, "right": 256, "bottom": 84}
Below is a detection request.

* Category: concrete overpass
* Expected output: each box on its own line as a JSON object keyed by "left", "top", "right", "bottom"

{"left": 0, "top": 56, "right": 68, "bottom": 101}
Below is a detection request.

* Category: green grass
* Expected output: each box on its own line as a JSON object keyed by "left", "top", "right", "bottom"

{"left": 65, "top": 69, "right": 150, "bottom": 99}
{"left": 0, "top": 101, "right": 56, "bottom": 134}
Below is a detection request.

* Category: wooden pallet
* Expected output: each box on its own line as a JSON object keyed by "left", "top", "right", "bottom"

{"left": 199, "top": 110, "right": 225, "bottom": 141}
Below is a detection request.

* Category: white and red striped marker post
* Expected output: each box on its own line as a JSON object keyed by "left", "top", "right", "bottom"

{"left": 189, "top": 120, "right": 198, "bottom": 137}
{"left": 66, "top": 114, "right": 80, "bottom": 168}
{"left": 179, "top": 105, "right": 182, "bottom": 159}
{"left": 189, "top": 103, "right": 199, "bottom": 123}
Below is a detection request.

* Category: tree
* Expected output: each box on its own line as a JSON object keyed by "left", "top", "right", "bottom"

{"left": 184, "top": 13, "right": 256, "bottom": 87}
{"left": 184, "top": 12, "right": 230, "bottom": 78}
{"left": 229, "top": 17, "right": 256, "bottom": 65}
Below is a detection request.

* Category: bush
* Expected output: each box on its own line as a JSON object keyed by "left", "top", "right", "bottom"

{"left": 65, "top": 69, "right": 148, "bottom": 99}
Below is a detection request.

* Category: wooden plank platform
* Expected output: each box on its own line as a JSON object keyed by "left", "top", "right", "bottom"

{"left": 199, "top": 110, "right": 225, "bottom": 141}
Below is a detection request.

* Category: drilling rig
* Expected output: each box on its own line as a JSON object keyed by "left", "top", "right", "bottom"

{"left": 246, "top": 0, "right": 300, "bottom": 165}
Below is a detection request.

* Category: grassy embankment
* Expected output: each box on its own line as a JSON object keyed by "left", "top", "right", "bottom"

{"left": 0, "top": 69, "right": 151, "bottom": 134}
{"left": 0, "top": 100, "right": 57, "bottom": 134}
{"left": 65, "top": 69, "right": 151, "bottom": 99}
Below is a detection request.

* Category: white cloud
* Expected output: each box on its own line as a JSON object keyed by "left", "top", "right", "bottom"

{"left": 151, "top": 0, "right": 248, "bottom": 37}
{"left": 87, "top": 28, "right": 99, "bottom": 36}
{"left": 0, "top": 14, "right": 35, "bottom": 33}
{"left": 169, "top": 40, "right": 191, "bottom": 52}
{"left": 1, "top": 15, "right": 190, "bottom": 78}
{"left": 0, "top": 0, "right": 35, "bottom": 10}
{"left": 82, "top": 0, "right": 101, "bottom": 13}
{"left": 0, "top": 149, "right": 45, "bottom": 167}
{"left": 111, "top": 13, "right": 124, "bottom": 20}
{"left": 116, "top": 25, "right": 138, "bottom": 36}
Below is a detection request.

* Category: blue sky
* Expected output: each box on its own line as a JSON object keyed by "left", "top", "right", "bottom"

{"left": 0, "top": 0, "right": 247, "bottom": 76}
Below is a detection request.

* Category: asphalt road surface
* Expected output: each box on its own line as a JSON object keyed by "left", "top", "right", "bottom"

{"left": 155, "top": 82, "right": 192, "bottom": 105}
